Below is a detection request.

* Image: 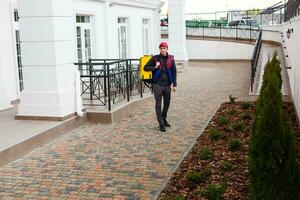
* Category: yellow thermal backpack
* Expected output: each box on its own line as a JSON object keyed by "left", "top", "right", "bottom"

{"left": 139, "top": 55, "right": 152, "bottom": 83}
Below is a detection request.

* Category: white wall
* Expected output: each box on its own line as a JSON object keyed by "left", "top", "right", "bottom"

{"left": 281, "top": 18, "right": 300, "bottom": 121}
{"left": 0, "top": 0, "right": 11, "bottom": 110}
{"left": 1, "top": 0, "right": 161, "bottom": 114}
{"left": 72, "top": 0, "right": 160, "bottom": 59}
{"left": 0, "top": 0, "right": 18, "bottom": 110}
{"left": 262, "top": 25, "right": 282, "bottom": 43}
{"left": 8, "top": 0, "right": 19, "bottom": 100}
{"left": 263, "top": 17, "right": 300, "bottom": 121}
{"left": 72, "top": 0, "right": 106, "bottom": 60}
{"left": 186, "top": 39, "right": 254, "bottom": 60}
{"left": 108, "top": 4, "right": 157, "bottom": 59}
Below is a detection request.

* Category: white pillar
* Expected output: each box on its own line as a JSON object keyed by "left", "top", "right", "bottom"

{"left": 17, "top": 0, "right": 76, "bottom": 120}
{"left": 0, "top": 0, "right": 17, "bottom": 110}
{"left": 153, "top": 8, "right": 161, "bottom": 52}
{"left": 168, "top": 0, "right": 188, "bottom": 61}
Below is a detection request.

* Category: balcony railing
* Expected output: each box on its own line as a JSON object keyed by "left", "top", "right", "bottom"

{"left": 162, "top": 26, "right": 261, "bottom": 42}
{"left": 187, "top": 26, "right": 260, "bottom": 42}
{"left": 74, "top": 59, "right": 151, "bottom": 111}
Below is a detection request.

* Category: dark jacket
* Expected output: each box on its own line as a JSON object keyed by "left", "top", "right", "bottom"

{"left": 144, "top": 54, "right": 177, "bottom": 87}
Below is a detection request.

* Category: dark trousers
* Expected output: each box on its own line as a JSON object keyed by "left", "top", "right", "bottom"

{"left": 152, "top": 84, "right": 171, "bottom": 126}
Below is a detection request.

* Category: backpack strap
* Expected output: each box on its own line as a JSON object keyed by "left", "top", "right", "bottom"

{"left": 166, "top": 55, "right": 174, "bottom": 68}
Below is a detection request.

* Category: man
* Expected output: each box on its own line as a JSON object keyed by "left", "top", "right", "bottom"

{"left": 144, "top": 42, "right": 177, "bottom": 132}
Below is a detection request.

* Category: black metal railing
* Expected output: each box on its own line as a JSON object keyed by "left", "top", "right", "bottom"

{"left": 74, "top": 59, "right": 151, "bottom": 111}
{"left": 251, "top": 29, "right": 263, "bottom": 92}
{"left": 284, "top": 0, "right": 300, "bottom": 22}
{"left": 185, "top": 26, "right": 260, "bottom": 42}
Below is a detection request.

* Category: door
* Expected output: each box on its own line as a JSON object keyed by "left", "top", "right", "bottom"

{"left": 13, "top": 10, "right": 23, "bottom": 92}
{"left": 76, "top": 15, "right": 92, "bottom": 63}
{"left": 118, "top": 17, "right": 128, "bottom": 59}
{"left": 142, "top": 19, "right": 150, "bottom": 55}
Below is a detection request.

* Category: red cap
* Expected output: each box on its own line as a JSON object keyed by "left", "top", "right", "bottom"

{"left": 159, "top": 42, "right": 168, "bottom": 48}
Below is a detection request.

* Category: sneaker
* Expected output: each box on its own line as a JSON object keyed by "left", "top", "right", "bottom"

{"left": 164, "top": 120, "right": 171, "bottom": 127}
{"left": 160, "top": 125, "right": 166, "bottom": 132}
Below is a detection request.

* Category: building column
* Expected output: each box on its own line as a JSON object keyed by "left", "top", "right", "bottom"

{"left": 16, "top": 0, "right": 76, "bottom": 120}
{"left": 0, "top": 0, "right": 17, "bottom": 110}
{"left": 153, "top": 8, "right": 161, "bottom": 52}
{"left": 168, "top": 0, "right": 188, "bottom": 62}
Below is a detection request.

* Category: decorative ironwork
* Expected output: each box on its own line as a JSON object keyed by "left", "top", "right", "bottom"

{"left": 204, "top": 27, "right": 219, "bottom": 38}
{"left": 220, "top": 27, "right": 236, "bottom": 39}
{"left": 74, "top": 59, "right": 151, "bottom": 111}
{"left": 185, "top": 26, "right": 260, "bottom": 42}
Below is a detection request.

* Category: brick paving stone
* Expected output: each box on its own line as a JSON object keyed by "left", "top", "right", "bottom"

{"left": 0, "top": 62, "right": 253, "bottom": 199}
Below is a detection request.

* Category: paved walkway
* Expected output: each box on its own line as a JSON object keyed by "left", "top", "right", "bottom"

{"left": 0, "top": 61, "right": 253, "bottom": 200}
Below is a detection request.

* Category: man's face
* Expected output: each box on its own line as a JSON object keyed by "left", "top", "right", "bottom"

{"left": 159, "top": 46, "right": 168, "bottom": 55}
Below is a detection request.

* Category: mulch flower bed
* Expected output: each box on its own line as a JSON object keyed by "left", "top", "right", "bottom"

{"left": 158, "top": 101, "right": 299, "bottom": 200}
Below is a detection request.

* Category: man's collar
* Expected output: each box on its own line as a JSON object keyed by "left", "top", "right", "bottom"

{"left": 160, "top": 53, "right": 168, "bottom": 57}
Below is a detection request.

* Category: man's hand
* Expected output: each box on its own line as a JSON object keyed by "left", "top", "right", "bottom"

{"left": 171, "top": 85, "right": 177, "bottom": 92}
{"left": 155, "top": 62, "right": 160, "bottom": 69}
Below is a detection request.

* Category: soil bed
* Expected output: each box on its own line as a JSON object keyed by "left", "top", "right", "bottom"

{"left": 158, "top": 101, "right": 299, "bottom": 200}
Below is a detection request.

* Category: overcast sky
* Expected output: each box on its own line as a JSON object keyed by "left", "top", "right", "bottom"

{"left": 161, "top": 0, "right": 284, "bottom": 14}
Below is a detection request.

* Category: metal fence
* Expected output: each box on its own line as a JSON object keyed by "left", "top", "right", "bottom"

{"left": 284, "top": 0, "right": 300, "bottom": 22}
{"left": 251, "top": 29, "right": 263, "bottom": 92}
{"left": 162, "top": 26, "right": 260, "bottom": 42}
{"left": 161, "top": 5, "right": 286, "bottom": 28}
{"left": 74, "top": 59, "right": 151, "bottom": 111}
{"left": 183, "top": 10, "right": 284, "bottom": 26}
{"left": 186, "top": 26, "right": 260, "bottom": 42}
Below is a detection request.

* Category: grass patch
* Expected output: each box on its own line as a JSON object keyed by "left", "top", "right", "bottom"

{"left": 241, "top": 102, "right": 250, "bottom": 109}
{"left": 166, "top": 196, "right": 185, "bottom": 200}
{"left": 198, "top": 147, "right": 213, "bottom": 160}
{"left": 218, "top": 116, "right": 230, "bottom": 125}
{"left": 201, "top": 181, "right": 227, "bottom": 200}
{"left": 221, "top": 160, "right": 234, "bottom": 171}
{"left": 228, "top": 139, "right": 242, "bottom": 151}
{"left": 231, "top": 122, "right": 246, "bottom": 132}
{"left": 241, "top": 113, "right": 252, "bottom": 120}
{"left": 226, "top": 109, "right": 236, "bottom": 116}
{"left": 186, "top": 167, "right": 212, "bottom": 184}
{"left": 229, "top": 95, "right": 237, "bottom": 104}
{"left": 209, "top": 129, "right": 225, "bottom": 140}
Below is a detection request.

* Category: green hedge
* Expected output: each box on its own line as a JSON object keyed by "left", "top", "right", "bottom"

{"left": 249, "top": 53, "right": 300, "bottom": 200}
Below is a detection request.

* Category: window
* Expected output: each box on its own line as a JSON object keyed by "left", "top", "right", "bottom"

{"left": 76, "top": 15, "right": 93, "bottom": 76}
{"left": 118, "top": 18, "right": 126, "bottom": 24}
{"left": 76, "top": 15, "right": 92, "bottom": 63}
{"left": 84, "top": 29, "right": 92, "bottom": 61}
{"left": 118, "top": 17, "right": 128, "bottom": 59}
{"left": 76, "top": 26, "right": 83, "bottom": 63}
{"left": 142, "top": 19, "right": 149, "bottom": 25}
{"left": 142, "top": 19, "right": 150, "bottom": 55}
{"left": 13, "top": 10, "right": 23, "bottom": 91}
{"left": 76, "top": 16, "right": 90, "bottom": 23}
{"left": 15, "top": 30, "right": 23, "bottom": 91}
{"left": 14, "top": 10, "right": 19, "bottom": 22}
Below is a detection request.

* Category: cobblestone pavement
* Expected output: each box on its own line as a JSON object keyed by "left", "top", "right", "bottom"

{"left": 0, "top": 62, "right": 253, "bottom": 200}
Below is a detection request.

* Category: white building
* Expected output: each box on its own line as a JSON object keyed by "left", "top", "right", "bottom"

{"left": 0, "top": 0, "right": 164, "bottom": 120}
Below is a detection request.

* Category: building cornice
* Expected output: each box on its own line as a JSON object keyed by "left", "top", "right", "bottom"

{"left": 111, "top": 0, "right": 162, "bottom": 10}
